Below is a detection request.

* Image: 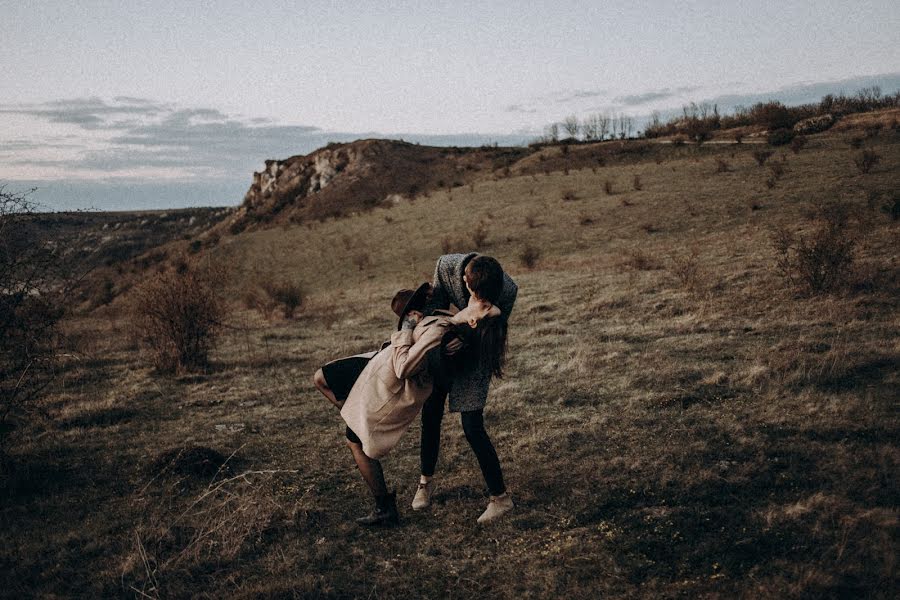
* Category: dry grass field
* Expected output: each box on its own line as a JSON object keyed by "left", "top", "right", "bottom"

{"left": 2, "top": 123, "right": 898, "bottom": 598}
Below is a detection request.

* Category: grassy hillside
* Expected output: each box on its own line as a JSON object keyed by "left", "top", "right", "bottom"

{"left": 2, "top": 123, "right": 898, "bottom": 598}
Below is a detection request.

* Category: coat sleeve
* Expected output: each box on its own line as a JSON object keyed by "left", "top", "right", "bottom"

{"left": 389, "top": 321, "right": 447, "bottom": 380}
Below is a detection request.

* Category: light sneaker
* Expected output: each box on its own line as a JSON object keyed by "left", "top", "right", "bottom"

{"left": 411, "top": 479, "right": 436, "bottom": 510}
{"left": 477, "top": 493, "right": 514, "bottom": 524}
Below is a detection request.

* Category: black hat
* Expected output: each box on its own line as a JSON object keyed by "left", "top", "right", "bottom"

{"left": 391, "top": 282, "right": 431, "bottom": 331}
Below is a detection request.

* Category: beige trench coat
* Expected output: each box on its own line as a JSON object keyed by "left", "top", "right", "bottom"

{"left": 340, "top": 315, "right": 452, "bottom": 460}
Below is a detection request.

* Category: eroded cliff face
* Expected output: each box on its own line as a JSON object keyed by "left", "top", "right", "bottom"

{"left": 242, "top": 143, "right": 359, "bottom": 214}
{"left": 224, "top": 138, "right": 532, "bottom": 232}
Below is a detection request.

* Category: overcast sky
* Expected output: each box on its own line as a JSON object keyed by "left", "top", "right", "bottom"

{"left": 2, "top": 1, "right": 898, "bottom": 210}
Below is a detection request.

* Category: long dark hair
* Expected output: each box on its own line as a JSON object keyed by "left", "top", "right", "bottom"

{"left": 442, "top": 315, "right": 508, "bottom": 379}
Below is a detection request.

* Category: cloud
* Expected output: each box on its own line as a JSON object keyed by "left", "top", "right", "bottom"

{"left": 1, "top": 97, "right": 532, "bottom": 184}
{"left": 0, "top": 96, "right": 171, "bottom": 130}
{"left": 613, "top": 85, "right": 702, "bottom": 106}
{"left": 554, "top": 89, "right": 607, "bottom": 103}
{"left": 505, "top": 104, "right": 537, "bottom": 114}
{"left": 614, "top": 90, "right": 676, "bottom": 106}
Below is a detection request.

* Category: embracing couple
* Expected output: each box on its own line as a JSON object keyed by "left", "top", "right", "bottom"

{"left": 313, "top": 253, "right": 517, "bottom": 527}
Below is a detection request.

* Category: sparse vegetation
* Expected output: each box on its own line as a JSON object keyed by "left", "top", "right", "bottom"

{"left": 604, "top": 179, "right": 614, "bottom": 195}
{"left": 669, "top": 248, "right": 707, "bottom": 297}
{"left": 471, "top": 221, "right": 489, "bottom": 249}
{"left": 519, "top": 244, "right": 541, "bottom": 269}
{"left": 4, "top": 119, "right": 898, "bottom": 599}
{"left": 772, "top": 202, "right": 863, "bottom": 294}
{"left": 767, "top": 128, "right": 796, "bottom": 146}
{"left": 131, "top": 266, "right": 225, "bottom": 373}
{"left": 854, "top": 149, "right": 880, "bottom": 174}
{"left": 789, "top": 135, "right": 808, "bottom": 154}
{"left": 753, "top": 150, "right": 774, "bottom": 166}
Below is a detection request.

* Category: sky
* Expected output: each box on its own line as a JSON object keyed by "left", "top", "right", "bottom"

{"left": 1, "top": 1, "right": 898, "bottom": 211}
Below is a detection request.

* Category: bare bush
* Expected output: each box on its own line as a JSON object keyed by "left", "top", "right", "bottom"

{"left": 1, "top": 187, "right": 81, "bottom": 459}
{"left": 352, "top": 252, "right": 371, "bottom": 271}
{"left": 790, "top": 135, "right": 808, "bottom": 154}
{"left": 854, "top": 150, "right": 880, "bottom": 174}
{"left": 131, "top": 266, "right": 226, "bottom": 373}
{"left": 471, "top": 221, "right": 488, "bottom": 250}
{"left": 519, "top": 244, "right": 540, "bottom": 269}
{"left": 622, "top": 249, "right": 662, "bottom": 271}
{"left": 753, "top": 150, "right": 774, "bottom": 166}
{"left": 669, "top": 249, "right": 707, "bottom": 297}
{"left": 260, "top": 279, "right": 303, "bottom": 319}
{"left": 768, "top": 161, "right": 786, "bottom": 180}
{"left": 772, "top": 202, "right": 863, "bottom": 294}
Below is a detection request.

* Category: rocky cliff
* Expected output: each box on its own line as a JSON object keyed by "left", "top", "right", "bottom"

{"left": 227, "top": 139, "right": 531, "bottom": 232}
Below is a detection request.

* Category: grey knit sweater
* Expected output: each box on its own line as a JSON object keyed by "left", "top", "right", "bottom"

{"left": 423, "top": 253, "right": 518, "bottom": 412}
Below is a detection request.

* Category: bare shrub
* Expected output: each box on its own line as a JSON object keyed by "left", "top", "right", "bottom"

{"left": 622, "top": 249, "right": 662, "bottom": 271}
{"left": 669, "top": 249, "right": 707, "bottom": 297}
{"left": 772, "top": 202, "right": 862, "bottom": 294}
{"left": 519, "top": 244, "right": 540, "bottom": 269}
{"left": 880, "top": 195, "right": 900, "bottom": 221}
{"left": 854, "top": 150, "right": 880, "bottom": 174}
{"left": 260, "top": 279, "right": 303, "bottom": 319}
{"left": 352, "top": 252, "right": 371, "bottom": 271}
{"left": 561, "top": 189, "right": 577, "bottom": 201}
{"left": 789, "top": 135, "right": 808, "bottom": 154}
{"left": 1, "top": 187, "right": 81, "bottom": 459}
{"left": 767, "top": 128, "right": 796, "bottom": 146}
{"left": 471, "top": 221, "right": 488, "bottom": 250}
{"left": 131, "top": 266, "right": 225, "bottom": 373}
{"left": 768, "top": 161, "right": 786, "bottom": 180}
{"left": 864, "top": 123, "right": 883, "bottom": 138}
{"left": 89, "top": 278, "right": 117, "bottom": 309}
{"left": 753, "top": 150, "right": 774, "bottom": 166}
{"left": 715, "top": 158, "right": 731, "bottom": 173}
{"left": 441, "top": 236, "right": 467, "bottom": 255}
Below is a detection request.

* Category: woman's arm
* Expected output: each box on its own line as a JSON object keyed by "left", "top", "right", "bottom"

{"left": 389, "top": 318, "right": 446, "bottom": 380}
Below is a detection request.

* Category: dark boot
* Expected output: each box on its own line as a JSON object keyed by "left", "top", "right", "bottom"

{"left": 356, "top": 492, "right": 399, "bottom": 527}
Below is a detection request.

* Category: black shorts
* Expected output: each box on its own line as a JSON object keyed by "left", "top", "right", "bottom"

{"left": 345, "top": 426, "right": 361, "bottom": 444}
{"left": 321, "top": 354, "right": 374, "bottom": 402}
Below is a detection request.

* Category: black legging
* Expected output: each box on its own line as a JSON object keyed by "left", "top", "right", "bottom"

{"left": 420, "top": 388, "right": 506, "bottom": 496}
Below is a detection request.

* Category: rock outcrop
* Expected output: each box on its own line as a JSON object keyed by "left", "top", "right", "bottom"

{"left": 793, "top": 114, "right": 836, "bottom": 134}
{"left": 226, "top": 139, "right": 531, "bottom": 232}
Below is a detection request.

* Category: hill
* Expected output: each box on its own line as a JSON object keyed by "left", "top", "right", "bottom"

{"left": 224, "top": 138, "right": 532, "bottom": 232}
{"left": 2, "top": 115, "right": 898, "bottom": 598}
